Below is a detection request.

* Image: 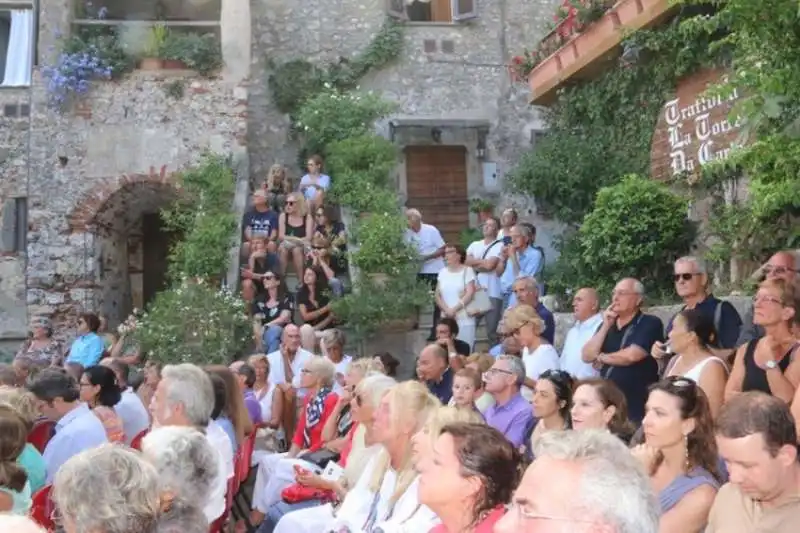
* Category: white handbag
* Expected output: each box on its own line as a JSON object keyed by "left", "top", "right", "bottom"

{"left": 462, "top": 267, "right": 491, "bottom": 317}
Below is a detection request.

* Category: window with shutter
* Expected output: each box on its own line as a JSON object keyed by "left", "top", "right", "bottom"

{"left": 387, "top": 0, "right": 478, "bottom": 23}
{"left": 452, "top": 0, "right": 478, "bottom": 21}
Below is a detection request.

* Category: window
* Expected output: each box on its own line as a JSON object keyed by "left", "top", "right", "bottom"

{"left": 387, "top": 0, "right": 478, "bottom": 23}
{"left": 0, "top": 2, "right": 35, "bottom": 87}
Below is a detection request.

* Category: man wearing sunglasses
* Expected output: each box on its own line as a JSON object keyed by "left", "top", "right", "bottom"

{"left": 652, "top": 256, "right": 742, "bottom": 362}
{"left": 736, "top": 250, "right": 798, "bottom": 347}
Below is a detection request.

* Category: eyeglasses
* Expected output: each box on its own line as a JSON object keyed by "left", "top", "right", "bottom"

{"left": 764, "top": 265, "right": 796, "bottom": 276}
{"left": 753, "top": 294, "right": 784, "bottom": 306}
{"left": 673, "top": 273, "right": 699, "bottom": 282}
{"left": 300, "top": 368, "right": 312, "bottom": 374}
{"left": 484, "top": 368, "right": 514, "bottom": 378}
{"left": 505, "top": 502, "right": 595, "bottom": 525}
{"left": 286, "top": 201, "right": 296, "bottom": 205}
{"left": 355, "top": 394, "right": 363, "bottom": 407}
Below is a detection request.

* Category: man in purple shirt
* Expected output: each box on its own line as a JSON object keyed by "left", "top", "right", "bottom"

{"left": 230, "top": 361, "right": 263, "bottom": 425}
{"left": 482, "top": 355, "right": 534, "bottom": 448}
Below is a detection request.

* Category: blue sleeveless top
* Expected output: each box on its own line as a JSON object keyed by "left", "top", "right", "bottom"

{"left": 659, "top": 467, "right": 719, "bottom": 513}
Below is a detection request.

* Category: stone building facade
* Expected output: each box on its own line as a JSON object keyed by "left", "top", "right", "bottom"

{"left": 0, "top": 0, "right": 559, "bottom": 351}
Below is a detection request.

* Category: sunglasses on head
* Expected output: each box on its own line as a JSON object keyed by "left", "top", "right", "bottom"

{"left": 673, "top": 273, "right": 698, "bottom": 282}
{"left": 263, "top": 274, "right": 276, "bottom": 281}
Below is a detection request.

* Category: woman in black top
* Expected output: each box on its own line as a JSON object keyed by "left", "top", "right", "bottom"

{"left": 253, "top": 270, "right": 294, "bottom": 353}
{"left": 313, "top": 204, "right": 348, "bottom": 275}
{"left": 278, "top": 193, "right": 314, "bottom": 278}
{"left": 297, "top": 266, "right": 334, "bottom": 352}
{"left": 725, "top": 279, "right": 800, "bottom": 403}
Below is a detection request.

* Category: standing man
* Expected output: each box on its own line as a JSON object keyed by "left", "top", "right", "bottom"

{"left": 465, "top": 216, "right": 504, "bottom": 346}
{"left": 405, "top": 208, "right": 446, "bottom": 341}
{"left": 581, "top": 278, "right": 663, "bottom": 424}
{"left": 496, "top": 225, "right": 543, "bottom": 309}
{"left": 560, "top": 287, "right": 603, "bottom": 379}
{"left": 510, "top": 277, "right": 555, "bottom": 344}
{"left": 737, "top": 250, "right": 798, "bottom": 347}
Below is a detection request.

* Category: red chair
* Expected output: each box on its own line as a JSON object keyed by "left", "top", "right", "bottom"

{"left": 130, "top": 428, "right": 150, "bottom": 451}
{"left": 28, "top": 420, "right": 55, "bottom": 454}
{"left": 230, "top": 429, "right": 259, "bottom": 526}
{"left": 208, "top": 477, "right": 237, "bottom": 533}
{"left": 30, "top": 485, "right": 55, "bottom": 530}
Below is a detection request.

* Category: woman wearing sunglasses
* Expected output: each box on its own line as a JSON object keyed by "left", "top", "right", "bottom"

{"left": 252, "top": 271, "right": 294, "bottom": 354}
{"left": 633, "top": 377, "right": 723, "bottom": 533}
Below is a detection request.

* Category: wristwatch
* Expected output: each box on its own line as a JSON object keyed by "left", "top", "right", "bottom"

{"left": 765, "top": 359, "right": 778, "bottom": 370}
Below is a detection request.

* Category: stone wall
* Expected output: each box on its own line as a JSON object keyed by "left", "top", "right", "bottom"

{"left": 248, "top": 0, "right": 566, "bottom": 253}
{"left": 23, "top": 71, "right": 247, "bottom": 336}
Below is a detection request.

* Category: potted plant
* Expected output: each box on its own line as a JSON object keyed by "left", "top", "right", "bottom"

{"left": 469, "top": 197, "right": 495, "bottom": 221}
{"left": 139, "top": 23, "right": 168, "bottom": 70}
{"left": 160, "top": 31, "right": 188, "bottom": 69}
{"left": 163, "top": 33, "right": 222, "bottom": 76}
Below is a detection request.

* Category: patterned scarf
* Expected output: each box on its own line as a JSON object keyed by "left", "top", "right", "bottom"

{"left": 303, "top": 386, "right": 332, "bottom": 448}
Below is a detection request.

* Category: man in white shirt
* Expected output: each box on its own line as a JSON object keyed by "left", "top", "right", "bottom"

{"left": 320, "top": 328, "right": 353, "bottom": 394}
{"left": 266, "top": 324, "right": 314, "bottom": 441}
{"left": 149, "top": 363, "right": 232, "bottom": 524}
{"left": 101, "top": 359, "right": 150, "bottom": 444}
{"left": 28, "top": 368, "right": 108, "bottom": 483}
{"left": 465, "top": 216, "right": 504, "bottom": 346}
{"left": 560, "top": 287, "right": 604, "bottom": 379}
{"left": 404, "top": 208, "right": 446, "bottom": 341}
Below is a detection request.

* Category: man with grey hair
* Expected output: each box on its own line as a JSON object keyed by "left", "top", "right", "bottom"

{"left": 496, "top": 429, "right": 659, "bottom": 533}
{"left": 149, "top": 363, "right": 232, "bottom": 524}
{"left": 404, "top": 207, "right": 446, "bottom": 341}
{"left": 652, "top": 255, "right": 742, "bottom": 361}
{"left": 582, "top": 277, "right": 663, "bottom": 424}
{"left": 141, "top": 426, "right": 220, "bottom": 511}
{"left": 497, "top": 224, "right": 544, "bottom": 308}
{"left": 482, "top": 355, "right": 533, "bottom": 448}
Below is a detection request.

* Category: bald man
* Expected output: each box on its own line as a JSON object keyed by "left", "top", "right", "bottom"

{"left": 416, "top": 343, "right": 453, "bottom": 404}
{"left": 737, "top": 251, "right": 798, "bottom": 347}
{"left": 560, "top": 288, "right": 604, "bottom": 379}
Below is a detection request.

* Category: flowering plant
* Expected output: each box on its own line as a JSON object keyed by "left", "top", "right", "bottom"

{"left": 129, "top": 278, "right": 250, "bottom": 366}
{"left": 508, "top": 49, "right": 543, "bottom": 82}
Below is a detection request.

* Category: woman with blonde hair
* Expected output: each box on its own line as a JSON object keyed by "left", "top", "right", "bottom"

{"left": 264, "top": 164, "right": 292, "bottom": 212}
{"left": 0, "top": 387, "right": 46, "bottom": 492}
{"left": 249, "top": 354, "right": 284, "bottom": 446}
{"left": 278, "top": 192, "right": 314, "bottom": 277}
{"left": 274, "top": 381, "right": 441, "bottom": 533}
{"left": 503, "top": 304, "right": 560, "bottom": 401}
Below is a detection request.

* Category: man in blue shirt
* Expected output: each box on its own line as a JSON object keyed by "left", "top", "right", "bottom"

{"left": 27, "top": 368, "right": 108, "bottom": 483}
{"left": 65, "top": 313, "right": 105, "bottom": 368}
{"left": 497, "top": 224, "right": 544, "bottom": 307}
{"left": 416, "top": 344, "right": 453, "bottom": 404}
{"left": 508, "top": 277, "right": 555, "bottom": 344}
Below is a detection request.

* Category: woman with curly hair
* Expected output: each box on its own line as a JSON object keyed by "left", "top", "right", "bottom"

{"left": 632, "top": 376, "right": 723, "bottom": 533}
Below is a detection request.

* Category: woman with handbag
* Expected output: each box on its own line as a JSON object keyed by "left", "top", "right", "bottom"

{"left": 435, "top": 244, "right": 481, "bottom": 351}
{"left": 257, "top": 374, "right": 397, "bottom": 533}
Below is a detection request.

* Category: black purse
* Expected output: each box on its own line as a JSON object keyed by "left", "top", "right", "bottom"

{"left": 300, "top": 448, "right": 340, "bottom": 468}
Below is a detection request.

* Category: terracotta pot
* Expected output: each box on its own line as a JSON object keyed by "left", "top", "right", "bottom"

{"left": 162, "top": 59, "right": 188, "bottom": 69}
{"left": 138, "top": 57, "right": 164, "bottom": 70}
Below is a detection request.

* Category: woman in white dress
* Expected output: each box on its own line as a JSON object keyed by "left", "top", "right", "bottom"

{"left": 502, "top": 304, "right": 560, "bottom": 401}
{"left": 249, "top": 354, "right": 285, "bottom": 452}
{"left": 273, "top": 381, "right": 440, "bottom": 533}
{"left": 435, "top": 244, "right": 477, "bottom": 350}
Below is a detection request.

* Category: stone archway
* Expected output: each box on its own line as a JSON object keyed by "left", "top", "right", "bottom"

{"left": 67, "top": 166, "right": 181, "bottom": 326}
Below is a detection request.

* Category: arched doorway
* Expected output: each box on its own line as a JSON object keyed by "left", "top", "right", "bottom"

{"left": 68, "top": 170, "right": 181, "bottom": 326}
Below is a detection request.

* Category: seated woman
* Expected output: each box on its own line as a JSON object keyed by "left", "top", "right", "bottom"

{"left": 632, "top": 377, "right": 723, "bottom": 533}
{"left": 307, "top": 234, "right": 345, "bottom": 298}
{"left": 137, "top": 361, "right": 161, "bottom": 413}
{"left": 570, "top": 378, "right": 636, "bottom": 443}
{"left": 15, "top": 317, "right": 63, "bottom": 368}
{"left": 249, "top": 354, "right": 285, "bottom": 452}
{"left": 662, "top": 309, "right": 728, "bottom": 418}
{"left": 141, "top": 426, "right": 220, "bottom": 515}
{"left": 419, "top": 423, "right": 518, "bottom": 533}
{"left": 53, "top": 444, "right": 207, "bottom": 533}
{"left": 299, "top": 155, "right": 331, "bottom": 212}
{"left": 65, "top": 313, "right": 105, "bottom": 369}
{"left": 297, "top": 266, "right": 334, "bottom": 352}
{"left": 372, "top": 352, "right": 400, "bottom": 378}
{"left": 206, "top": 365, "right": 254, "bottom": 450}
{"left": 80, "top": 365, "right": 125, "bottom": 442}
{"left": 278, "top": 193, "right": 314, "bottom": 278}
{"left": 526, "top": 369, "right": 575, "bottom": 456}
{"left": 257, "top": 374, "right": 397, "bottom": 533}
{"left": 0, "top": 387, "right": 46, "bottom": 493}
{"left": 313, "top": 204, "right": 348, "bottom": 276}
{"left": 0, "top": 405, "right": 31, "bottom": 515}
{"left": 250, "top": 357, "right": 340, "bottom": 528}
{"left": 264, "top": 164, "right": 292, "bottom": 213}
{"left": 273, "top": 381, "right": 442, "bottom": 533}
{"left": 252, "top": 271, "right": 294, "bottom": 354}
{"left": 435, "top": 317, "right": 472, "bottom": 367}
{"left": 243, "top": 237, "right": 281, "bottom": 304}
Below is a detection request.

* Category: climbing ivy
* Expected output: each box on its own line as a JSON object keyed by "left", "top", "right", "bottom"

{"left": 507, "top": 14, "right": 721, "bottom": 225}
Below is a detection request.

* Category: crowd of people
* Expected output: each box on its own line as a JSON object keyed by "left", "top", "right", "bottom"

{"left": 4, "top": 161, "right": 800, "bottom": 533}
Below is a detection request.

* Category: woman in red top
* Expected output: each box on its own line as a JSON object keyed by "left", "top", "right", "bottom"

{"left": 250, "top": 356, "right": 339, "bottom": 526}
{"left": 418, "top": 423, "right": 520, "bottom": 533}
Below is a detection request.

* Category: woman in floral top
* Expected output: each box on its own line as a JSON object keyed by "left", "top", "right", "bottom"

{"left": 79, "top": 366, "right": 125, "bottom": 443}
{"left": 15, "top": 317, "right": 63, "bottom": 367}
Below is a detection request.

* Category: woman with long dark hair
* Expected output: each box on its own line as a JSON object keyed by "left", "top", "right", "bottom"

{"left": 633, "top": 376, "right": 723, "bottom": 532}
{"left": 206, "top": 366, "right": 254, "bottom": 449}
{"left": 297, "top": 266, "right": 334, "bottom": 352}
{"left": 80, "top": 366, "right": 124, "bottom": 442}
{"left": 571, "top": 378, "right": 636, "bottom": 443}
{"left": 530, "top": 369, "right": 574, "bottom": 441}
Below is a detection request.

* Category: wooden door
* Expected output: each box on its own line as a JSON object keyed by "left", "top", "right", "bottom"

{"left": 405, "top": 146, "right": 469, "bottom": 244}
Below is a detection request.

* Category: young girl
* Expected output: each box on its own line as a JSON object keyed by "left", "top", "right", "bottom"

{"left": 449, "top": 368, "right": 484, "bottom": 416}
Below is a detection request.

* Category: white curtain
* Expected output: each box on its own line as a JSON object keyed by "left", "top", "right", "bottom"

{"left": 1, "top": 9, "right": 34, "bottom": 87}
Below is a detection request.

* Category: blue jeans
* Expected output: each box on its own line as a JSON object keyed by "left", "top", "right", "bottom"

{"left": 329, "top": 277, "right": 344, "bottom": 298}
{"left": 258, "top": 499, "right": 324, "bottom": 533}
{"left": 262, "top": 324, "right": 284, "bottom": 353}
